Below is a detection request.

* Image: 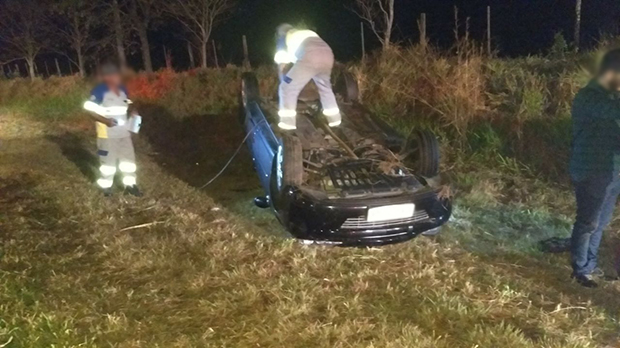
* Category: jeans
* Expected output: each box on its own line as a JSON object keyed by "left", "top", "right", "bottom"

{"left": 571, "top": 173, "right": 620, "bottom": 276}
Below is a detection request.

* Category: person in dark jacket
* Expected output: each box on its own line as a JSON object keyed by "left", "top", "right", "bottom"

{"left": 570, "top": 49, "right": 620, "bottom": 288}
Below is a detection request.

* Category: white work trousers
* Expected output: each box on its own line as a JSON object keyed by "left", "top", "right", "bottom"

{"left": 278, "top": 47, "right": 341, "bottom": 130}
{"left": 96, "top": 137, "right": 137, "bottom": 189}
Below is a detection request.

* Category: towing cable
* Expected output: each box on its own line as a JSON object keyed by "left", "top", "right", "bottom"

{"left": 199, "top": 119, "right": 265, "bottom": 189}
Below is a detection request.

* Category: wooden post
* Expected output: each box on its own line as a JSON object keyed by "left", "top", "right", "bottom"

{"left": 454, "top": 6, "right": 460, "bottom": 56}
{"left": 465, "top": 17, "right": 470, "bottom": 43}
{"left": 360, "top": 22, "right": 366, "bottom": 60}
{"left": 212, "top": 40, "right": 219, "bottom": 68}
{"left": 242, "top": 35, "right": 250, "bottom": 70}
{"left": 14, "top": 63, "right": 20, "bottom": 77}
{"left": 487, "top": 6, "right": 492, "bottom": 55}
{"left": 418, "top": 13, "right": 427, "bottom": 48}
{"left": 187, "top": 42, "right": 195, "bottom": 68}
{"left": 68, "top": 59, "right": 74, "bottom": 75}
{"left": 163, "top": 46, "right": 172, "bottom": 69}
{"left": 55, "top": 58, "right": 61, "bottom": 76}
{"left": 575, "top": 0, "right": 582, "bottom": 51}
{"left": 44, "top": 60, "right": 50, "bottom": 76}
{"left": 454, "top": 6, "right": 459, "bottom": 44}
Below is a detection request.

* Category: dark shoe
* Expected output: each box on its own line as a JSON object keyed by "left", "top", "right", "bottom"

{"left": 573, "top": 274, "right": 598, "bottom": 288}
{"left": 124, "top": 185, "right": 143, "bottom": 197}
{"left": 102, "top": 188, "right": 113, "bottom": 197}
{"left": 539, "top": 237, "right": 571, "bottom": 253}
{"left": 253, "top": 196, "right": 270, "bottom": 209}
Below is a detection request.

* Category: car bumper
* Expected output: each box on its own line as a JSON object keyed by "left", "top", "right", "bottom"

{"left": 283, "top": 188, "right": 451, "bottom": 246}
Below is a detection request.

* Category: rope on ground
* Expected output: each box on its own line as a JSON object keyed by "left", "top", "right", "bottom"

{"left": 199, "top": 119, "right": 265, "bottom": 190}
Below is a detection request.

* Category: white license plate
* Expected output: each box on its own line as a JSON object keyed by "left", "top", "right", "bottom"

{"left": 367, "top": 203, "right": 415, "bottom": 222}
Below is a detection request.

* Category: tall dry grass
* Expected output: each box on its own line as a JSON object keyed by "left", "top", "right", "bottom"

{"left": 0, "top": 42, "right": 604, "bottom": 179}
{"left": 356, "top": 45, "right": 488, "bottom": 136}
{"left": 354, "top": 40, "right": 594, "bottom": 179}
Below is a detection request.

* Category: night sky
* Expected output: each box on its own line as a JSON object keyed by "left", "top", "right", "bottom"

{"left": 146, "top": 0, "right": 620, "bottom": 69}
{"left": 8, "top": 0, "right": 618, "bottom": 71}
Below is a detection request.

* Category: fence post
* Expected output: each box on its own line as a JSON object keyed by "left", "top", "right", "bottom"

{"left": 418, "top": 13, "right": 427, "bottom": 48}
{"left": 242, "top": 35, "right": 250, "bottom": 70}
{"left": 454, "top": 6, "right": 459, "bottom": 55}
{"left": 360, "top": 22, "right": 366, "bottom": 60}
{"left": 187, "top": 42, "right": 195, "bottom": 68}
{"left": 55, "top": 58, "right": 61, "bottom": 76}
{"left": 163, "top": 46, "right": 172, "bottom": 69}
{"left": 212, "top": 40, "right": 219, "bottom": 68}
{"left": 487, "top": 6, "right": 492, "bottom": 55}
{"left": 574, "top": 0, "right": 582, "bottom": 51}
{"left": 465, "top": 17, "right": 470, "bottom": 43}
{"left": 44, "top": 60, "right": 50, "bottom": 76}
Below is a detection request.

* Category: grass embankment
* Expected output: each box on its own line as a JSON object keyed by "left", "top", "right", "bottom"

{"left": 2, "top": 53, "right": 620, "bottom": 346}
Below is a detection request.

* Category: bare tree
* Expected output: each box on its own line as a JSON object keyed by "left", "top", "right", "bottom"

{"left": 574, "top": 0, "right": 582, "bottom": 51}
{"left": 129, "top": 0, "right": 163, "bottom": 73}
{"left": 353, "top": 0, "right": 395, "bottom": 52}
{"left": 53, "top": 0, "right": 101, "bottom": 77}
{"left": 166, "top": 0, "right": 236, "bottom": 68}
{"left": 0, "top": 0, "right": 50, "bottom": 79}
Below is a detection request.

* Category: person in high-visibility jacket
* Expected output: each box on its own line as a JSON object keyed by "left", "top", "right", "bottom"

{"left": 83, "top": 63, "right": 142, "bottom": 197}
{"left": 274, "top": 24, "right": 341, "bottom": 130}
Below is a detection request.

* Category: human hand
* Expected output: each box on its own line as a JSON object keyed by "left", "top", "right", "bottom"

{"left": 104, "top": 118, "right": 117, "bottom": 127}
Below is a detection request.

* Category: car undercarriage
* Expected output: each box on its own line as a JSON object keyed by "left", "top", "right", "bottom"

{"left": 240, "top": 71, "right": 451, "bottom": 245}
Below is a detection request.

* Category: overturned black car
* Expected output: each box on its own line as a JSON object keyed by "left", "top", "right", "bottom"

{"left": 239, "top": 71, "right": 451, "bottom": 246}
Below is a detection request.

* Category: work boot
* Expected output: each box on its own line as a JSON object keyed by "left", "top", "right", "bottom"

{"left": 102, "top": 187, "right": 113, "bottom": 197}
{"left": 324, "top": 111, "right": 341, "bottom": 128}
{"left": 572, "top": 274, "right": 598, "bottom": 288}
{"left": 277, "top": 110, "right": 297, "bottom": 130}
{"left": 124, "top": 185, "right": 143, "bottom": 197}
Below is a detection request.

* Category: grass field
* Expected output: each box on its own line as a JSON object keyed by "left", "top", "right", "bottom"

{"left": 3, "top": 42, "right": 620, "bottom": 346}
{"left": 3, "top": 100, "right": 620, "bottom": 347}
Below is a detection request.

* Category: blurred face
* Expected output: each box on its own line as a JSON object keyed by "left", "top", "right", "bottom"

{"left": 610, "top": 72, "right": 620, "bottom": 91}
{"left": 102, "top": 73, "right": 122, "bottom": 88}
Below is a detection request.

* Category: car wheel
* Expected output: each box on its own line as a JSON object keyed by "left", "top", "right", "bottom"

{"left": 405, "top": 130, "right": 440, "bottom": 177}
{"left": 276, "top": 135, "right": 303, "bottom": 191}
{"left": 335, "top": 71, "right": 359, "bottom": 103}
{"left": 239, "top": 72, "right": 260, "bottom": 124}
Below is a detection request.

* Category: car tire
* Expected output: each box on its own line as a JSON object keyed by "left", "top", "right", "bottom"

{"left": 239, "top": 72, "right": 260, "bottom": 124}
{"left": 335, "top": 71, "right": 359, "bottom": 103}
{"left": 241, "top": 72, "right": 260, "bottom": 104}
{"left": 277, "top": 135, "right": 303, "bottom": 189}
{"left": 406, "top": 130, "right": 440, "bottom": 177}
{"left": 269, "top": 135, "right": 303, "bottom": 229}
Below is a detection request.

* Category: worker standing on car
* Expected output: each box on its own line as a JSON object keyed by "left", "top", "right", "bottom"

{"left": 569, "top": 49, "right": 620, "bottom": 288}
{"left": 83, "top": 62, "right": 142, "bottom": 197}
{"left": 274, "top": 24, "right": 341, "bottom": 130}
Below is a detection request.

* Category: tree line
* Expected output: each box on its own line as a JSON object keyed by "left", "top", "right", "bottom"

{"left": 0, "top": 0, "right": 236, "bottom": 79}
{"left": 0, "top": 0, "right": 586, "bottom": 80}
